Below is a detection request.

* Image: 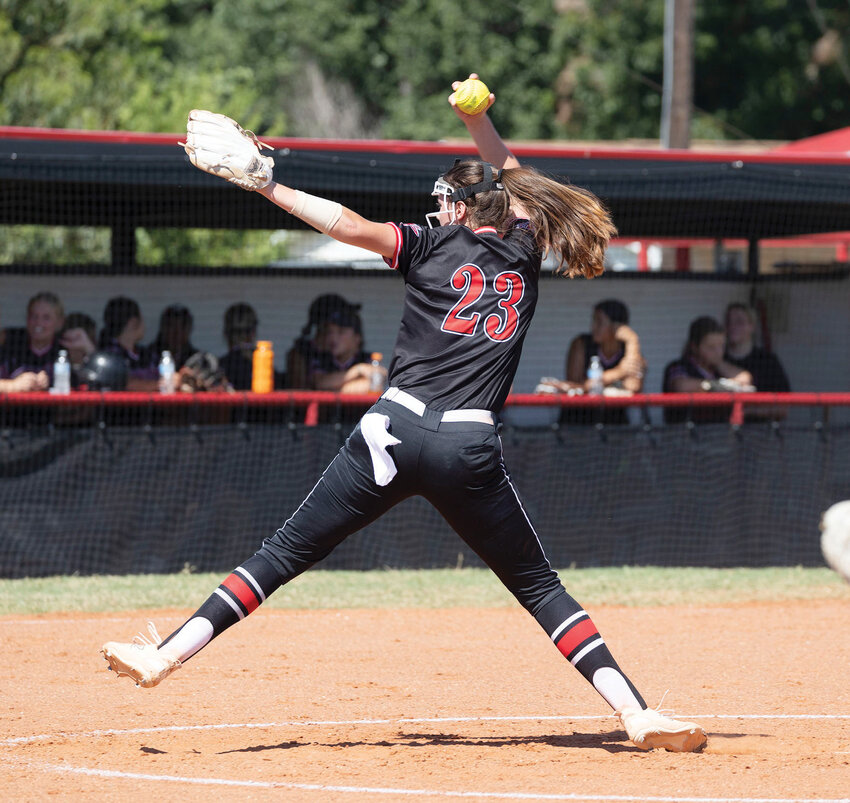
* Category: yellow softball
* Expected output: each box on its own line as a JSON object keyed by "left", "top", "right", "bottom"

{"left": 454, "top": 78, "right": 491, "bottom": 116}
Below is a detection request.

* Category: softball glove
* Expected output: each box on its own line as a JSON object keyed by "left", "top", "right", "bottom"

{"left": 181, "top": 109, "right": 274, "bottom": 191}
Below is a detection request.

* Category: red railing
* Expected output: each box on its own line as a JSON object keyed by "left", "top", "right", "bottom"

{"left": 2, "top": 392, "right": 849, "bottom": 427}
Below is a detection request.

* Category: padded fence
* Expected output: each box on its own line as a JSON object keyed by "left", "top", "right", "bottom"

{"left": 0, "top": 395, "right": 847, "bottom": 578}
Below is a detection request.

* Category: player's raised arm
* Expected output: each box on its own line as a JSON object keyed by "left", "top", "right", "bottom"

{"left": 449, "top": 73, "right": 520, "bottom": 170}
{"left": 180, "top": 109, "right": 398, "bottom": 258}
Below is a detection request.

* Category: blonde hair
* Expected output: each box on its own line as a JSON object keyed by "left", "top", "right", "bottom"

{"left": 725, "top": 302, "right": 757, "bottom": 326}
{"left": 27, "top": 291, "right": 64, "bottom": 319}
{"left": 442, "top": 161, "right": 616, "bottom": 279}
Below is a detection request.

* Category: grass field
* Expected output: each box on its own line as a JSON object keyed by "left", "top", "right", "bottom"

{"left": 1, "top": 565, "right": 848, "bottom": 615}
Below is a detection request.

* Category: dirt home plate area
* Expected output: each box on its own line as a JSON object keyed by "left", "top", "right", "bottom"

{"left": 2, "top": 600, "right": 848, "bottom": 802}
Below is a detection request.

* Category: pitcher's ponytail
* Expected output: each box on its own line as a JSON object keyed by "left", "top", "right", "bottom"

{"left": 500, "top": 167, "right": 615, "bottom": 278}
{"left": 442, "top": 161, "right": 615, "bottom": 278}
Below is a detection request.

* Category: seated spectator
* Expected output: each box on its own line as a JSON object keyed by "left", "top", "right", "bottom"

{"left": 148, "top": 304, "right": 199, "bottom": 370}
{"left": 724, "top": 303, "right": 790, "bottom": 392}
{"left": 538, "top": 299, "right": 646, "bottom": 425}
{"left": 0, "top": 291, "right": 63, "bottom": 392}
{"left": 98, "top": 296, "right": 162, "bottom": 392}
{"left": 663, "top": 316, "right": 754, "bottom": 424}
{"left": 286, "top": 294, "right": 359, "bottom": 389}
{"left": 58, "top": 312, "right": 98, "bottom": 379}
{"left": 309, "top": 307, "right": 382, "bottom": 394}
{"left": 0, "top": 305, "right": 33, "bottom": 391}
{"left": 218, "top": 302, "right": 285, "bottom": 391}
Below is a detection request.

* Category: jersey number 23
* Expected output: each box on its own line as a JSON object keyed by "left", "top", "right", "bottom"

{"left": 441, "top": 264, "right": 524, "bottom": 343}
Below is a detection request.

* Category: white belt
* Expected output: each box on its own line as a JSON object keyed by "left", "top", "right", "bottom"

{"left": 381, "top": 387, "right": 494, "bottom": 425}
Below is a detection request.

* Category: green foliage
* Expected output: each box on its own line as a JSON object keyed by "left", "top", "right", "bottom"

{"left": 0, "top": 225, "right": 110, "bottom": 264}
{"left": 136, "top": 227, "right": 291, "bottom": 267}
{"left": 2, "top": 0, "right": 849, "bottom": 265}
{"left": 2, "top": 0, "right": 848, "bottom": 142}
{"left": 694, "top": 0, "right": 850, "bottom": 140}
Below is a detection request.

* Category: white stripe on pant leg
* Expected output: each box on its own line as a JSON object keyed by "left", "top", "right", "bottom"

{"left": 214, "top": 588, "right": 245, "bottom": 620}
{"left": 235, "top": 567, "right": 266, "bottom": 602}
{"left": 551, "top": 610, "right": 588, "bottom": 642}
{"left": 276, "top": 450, "right": 344, "bottom": 534}
{"left": 570, "top": 637, "right": 605, "bottom": 666}
{"left": 495, "top": 435, "right": 551, "bottom": 564}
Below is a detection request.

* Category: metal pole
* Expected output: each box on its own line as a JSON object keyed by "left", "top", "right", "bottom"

{"left": 661, "top": 0, "right": 694, "bottom": 149}
{"left": 747, "top": 238, "right": 760, "bottom": 277}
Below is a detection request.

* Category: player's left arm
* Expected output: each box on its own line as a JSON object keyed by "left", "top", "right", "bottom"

{"left": 257, "top": 182, "right": 398, "bottom": 259}
{"left": 181, "top": 110, "right": 399, "bottom": 259}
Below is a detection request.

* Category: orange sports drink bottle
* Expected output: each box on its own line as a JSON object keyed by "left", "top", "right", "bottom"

{"left": 252, "top": 340, "right": 274, "bottom": 393}
{"left": 369, "top": 351, "right": 385, "bottom": 394}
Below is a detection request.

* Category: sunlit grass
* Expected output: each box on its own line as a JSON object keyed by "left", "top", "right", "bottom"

{"left": 1, "top": 566, "right": 847, "bottom": 616}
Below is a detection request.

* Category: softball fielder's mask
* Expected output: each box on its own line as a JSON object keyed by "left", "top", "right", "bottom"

{"left": 425, "top": 161, "right": 504, "bottom": 228}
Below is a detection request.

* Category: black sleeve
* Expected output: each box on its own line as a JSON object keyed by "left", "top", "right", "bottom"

{"left": 762, "top": 353, "right": 791, "bottom": 392}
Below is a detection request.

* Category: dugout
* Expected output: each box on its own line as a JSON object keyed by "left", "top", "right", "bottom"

{"left": 1, "top": 128, "right": 849, "bottom": 576}
{"left": 2, "top": 126, "right": 850, "bottom": 255}
{"left": 1, "top": 126, "right": 849, "bottom": 400}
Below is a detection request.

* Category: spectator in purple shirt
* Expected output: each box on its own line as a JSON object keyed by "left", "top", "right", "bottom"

{"left": 308, "top": 306, "right": 380, "bottom": 394}
{"left": 148, "top": 304, "right": 199, "bottom": 370}
{"left": 98, "top": 296, "right": 164, "bottom": 392}
{"left": 57, "top": 311, "right": 98, "bottom": 381}
{"left": 663, "top": 316, "right": 753, "bottom": 424}
{"left": 0, "top": 292, "right": 62, "bottom": 392}
{"left": 286, "top": 293, "right": 358, "bottom": 389}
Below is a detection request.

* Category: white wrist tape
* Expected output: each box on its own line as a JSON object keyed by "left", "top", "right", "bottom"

{"left": 290, "top": 190, "right": 343, "bottom": 234}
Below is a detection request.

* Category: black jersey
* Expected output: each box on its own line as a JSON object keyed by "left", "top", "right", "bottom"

{"left": 0, "top": 329, "right": 59, "bottom": 381}
{"left": 560, "top": 334, "right": 628, "bottom": 426}
{"left": 724, "top": 346, "right": 790, "bottom": 393}
{"left": 662, "top": 356, "right": 729, "bottom": 424}
{"left": 383, "top": 220, "right": 540, "bottom": 412}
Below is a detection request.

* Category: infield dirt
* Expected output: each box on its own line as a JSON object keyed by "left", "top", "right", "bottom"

{"left": 2, "top": 600, "right": 848, "bottom": 801}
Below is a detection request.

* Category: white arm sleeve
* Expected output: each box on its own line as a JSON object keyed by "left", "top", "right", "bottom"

{"left": 290, "top": 190, "right": 343, "bottom": 235}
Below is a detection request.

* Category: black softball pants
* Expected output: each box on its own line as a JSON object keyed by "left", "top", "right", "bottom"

{"left": 258, "top": 397, "right": 564, "bottom": 618}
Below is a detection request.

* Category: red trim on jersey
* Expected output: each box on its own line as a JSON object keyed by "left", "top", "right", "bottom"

{"left": 383, "top": 222, "right": 403, "bottom": 270}
{"left": 474, "top": 226, "right": 498, "bottom": 235}
{"left": 555, "top": 617, "right": 599, "bottom": 659}
{"left": 222, "top": 573, "right": 260, "bottom": 613}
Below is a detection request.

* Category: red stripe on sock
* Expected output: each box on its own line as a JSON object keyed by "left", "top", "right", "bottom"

{"left": 555, "top": 617, "right": 599, "bottom": 659}
{"left": 222, "top": 573, "right": 260, "bottom": 613}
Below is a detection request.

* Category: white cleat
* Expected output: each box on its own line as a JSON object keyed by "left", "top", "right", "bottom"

{"left": 101, "top": 622, "right": 181, "bottom": 688}
{"left": 617, "top": 705, "right": 707, "bottom": 752}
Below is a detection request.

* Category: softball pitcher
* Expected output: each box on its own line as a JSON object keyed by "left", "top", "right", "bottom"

{"left": 102, "top": 75, "right": 706, "bottom": 753}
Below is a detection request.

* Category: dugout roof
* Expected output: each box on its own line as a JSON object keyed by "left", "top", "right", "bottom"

{"left": 1, "top": 126, "right": 850, "bottom": 241}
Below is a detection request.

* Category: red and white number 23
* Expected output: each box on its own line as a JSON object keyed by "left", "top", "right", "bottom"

{"left": 441, "top": 264, "right": 524, "bottom": 342}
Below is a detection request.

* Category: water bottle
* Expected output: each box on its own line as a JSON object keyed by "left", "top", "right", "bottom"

{"left": 369, "top": 351, "right": 386, "bottom": 394}
{"left": 158, "top": 350, "right": 175, "bottom": 394}
{"left": 251, "top": 340, "right": 274, "bottom": 393}
{"left": 52, "top": 349, "right": 71, "bottom": 395}
{"left": 587, "top": 354, "right": 604, "bottom": 396}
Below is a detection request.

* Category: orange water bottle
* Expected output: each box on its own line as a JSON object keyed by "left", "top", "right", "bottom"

{"left": 369, "top": 351, "right": 386, "bottom": 394}
{"left": 252, "top": 340, "right": 274, "bottom": 393}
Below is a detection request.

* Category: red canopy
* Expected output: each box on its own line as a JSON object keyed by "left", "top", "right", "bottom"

{"left": 772, "top": 126, "right": 850, "bottom": 155}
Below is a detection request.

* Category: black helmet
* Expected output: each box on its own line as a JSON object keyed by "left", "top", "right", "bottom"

{"left": 78, "top": 350, "right": 129, "bottom": 391}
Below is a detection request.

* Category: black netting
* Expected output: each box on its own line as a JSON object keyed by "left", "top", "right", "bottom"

{"left": 2, "top": 135, "right": 849, "bottom": 579}
{"left": 1, "top": 413, "right": 846, "bottom": 578}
